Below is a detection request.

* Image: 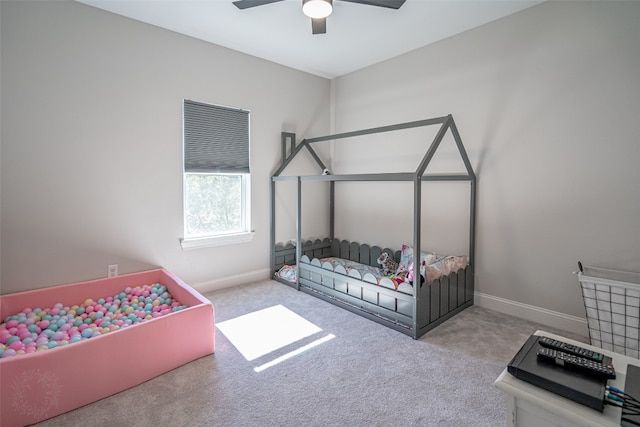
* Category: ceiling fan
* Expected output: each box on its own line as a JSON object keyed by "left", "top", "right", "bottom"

{"left": 232, "top": 0, "right": 406, "bottom": 35}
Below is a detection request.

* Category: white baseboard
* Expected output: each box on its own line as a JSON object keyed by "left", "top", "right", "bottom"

{"left": 192, "top": 268, "right": 271, "bottom": 295}
{"left": 475, "top": 292, "right": 589, "bottom": 338}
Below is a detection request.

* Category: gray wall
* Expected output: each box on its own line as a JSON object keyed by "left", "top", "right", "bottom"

{"left": 331, "top": 1, "right": 640, "bottom": 320}
{"left": 2, "top": 0, "right": 639, "bottom": 332}
{"left": 0, "top": 1, "right": 330, "bottom": 293}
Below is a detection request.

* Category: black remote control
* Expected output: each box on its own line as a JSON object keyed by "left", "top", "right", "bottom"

{"left": 537, "top": 347, "right": 616, "bottom": 380}
{"left": 538, "top": 336, "right": 605, "bottom": 362}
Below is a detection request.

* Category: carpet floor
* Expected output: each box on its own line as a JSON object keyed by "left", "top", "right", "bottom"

{"left": 35, "top": 280, "right": 586, "bottom": 426}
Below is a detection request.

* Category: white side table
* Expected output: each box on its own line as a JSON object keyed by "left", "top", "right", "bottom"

{"left": 494, "top": 330, "right": 640, "bottom": 427}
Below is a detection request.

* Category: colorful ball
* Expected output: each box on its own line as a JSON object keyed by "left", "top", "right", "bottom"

{"left": 2, "top": 349, "right": 17, "bottom": 358}
{"left": 9, "top": 340, "right": 24, "bottom": 351}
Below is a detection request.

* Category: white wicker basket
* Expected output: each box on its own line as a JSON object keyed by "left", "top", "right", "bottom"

{"left": 578, "top": 265, "right": 640, "bottom": 358}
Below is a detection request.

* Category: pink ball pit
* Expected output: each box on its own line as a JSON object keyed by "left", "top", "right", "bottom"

{"left": 0, "top": 269, "right": 215, "bottom": 427}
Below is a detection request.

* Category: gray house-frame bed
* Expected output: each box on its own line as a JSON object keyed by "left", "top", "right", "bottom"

{"left": 270, "top": 115, "right": 476, "bottom": 339}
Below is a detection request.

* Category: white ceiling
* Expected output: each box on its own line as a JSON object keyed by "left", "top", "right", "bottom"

{"left": 77, "top": 0, "right": 543, "bottom": 79}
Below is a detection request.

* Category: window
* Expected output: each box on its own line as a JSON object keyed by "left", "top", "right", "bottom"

{"left": 181, "top": 100, "right": 252, "bottom": 249}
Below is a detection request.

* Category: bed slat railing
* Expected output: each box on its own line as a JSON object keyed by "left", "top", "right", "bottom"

{"left": 298, "top": 256, "right": 414, "bottom": 327}
{"left": 328, "top": 240, "right": 400, "bottom": 268}
{"left": 273, "top": 238, "right": 473, "bottom": 339}
{"left": 273, "top": 238, "right": 332, "bottom": 273}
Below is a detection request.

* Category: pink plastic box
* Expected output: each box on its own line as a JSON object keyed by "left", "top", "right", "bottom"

{"left": 0, "top": 269, "right": 215, "bottom": 427}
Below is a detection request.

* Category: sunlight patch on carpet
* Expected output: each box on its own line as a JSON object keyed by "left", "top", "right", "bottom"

{"left": 254, "top": 333, "right": 335, "bottom": 373}
{"left": 216, "top": 304, "right": 323, "bottom": 361}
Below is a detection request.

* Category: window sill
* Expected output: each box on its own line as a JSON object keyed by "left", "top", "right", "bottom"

{"left": 180, "top": 231, "right": 255, "bottom": 250}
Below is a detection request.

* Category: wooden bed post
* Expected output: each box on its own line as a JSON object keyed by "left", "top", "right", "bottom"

{"left": 412, "top": 175, "right": 422, "bottom": 339}
{"left": 270, "top": 178, "right": 276, "bottom": 277}
{"left": 296, "top": 176, "right": 302, "bottom": 291}
{"left": 330, "top": 181, "right": 335, "bottom": 241}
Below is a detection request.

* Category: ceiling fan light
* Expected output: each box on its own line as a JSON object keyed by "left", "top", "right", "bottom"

{"left": 302, "top": 0, "right": 333, "bottom": 19}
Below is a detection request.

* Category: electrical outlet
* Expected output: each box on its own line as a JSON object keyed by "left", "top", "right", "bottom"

{"left": 108, "top": 264, "right": 118, "bottom": 278}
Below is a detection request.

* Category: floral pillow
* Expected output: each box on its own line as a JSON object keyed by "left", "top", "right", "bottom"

{"left": 395, "top": 244, "right": 438, "bottom": 277}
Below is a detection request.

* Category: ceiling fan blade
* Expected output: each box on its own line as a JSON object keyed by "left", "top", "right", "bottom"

{"left": 339, "top": 0, "right": 406, "bottom": 9}
{"left": 311, "top": 18, "right": 327, "bottom": 34}
{"left": 232, "top": 0, "right": 284, "bottom": 10}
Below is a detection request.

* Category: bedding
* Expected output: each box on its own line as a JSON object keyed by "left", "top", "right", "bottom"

{"left": 275, "top": 245, "right": 467, "bottom": 289}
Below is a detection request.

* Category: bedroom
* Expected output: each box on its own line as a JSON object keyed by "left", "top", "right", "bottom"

{"left": 1, "top": 0, "right": 639, "bottom": 425}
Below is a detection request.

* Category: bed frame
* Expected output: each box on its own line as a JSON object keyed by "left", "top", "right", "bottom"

{"left": 270, "top": 115, "right": 476, "bottom": 339}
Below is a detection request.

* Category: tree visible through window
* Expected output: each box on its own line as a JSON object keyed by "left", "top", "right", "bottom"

{"left": 185, "top": 174, "right": 243, "bottom": 237}
{"left": 183, "top": 100, "right": 250, "bottom": 241}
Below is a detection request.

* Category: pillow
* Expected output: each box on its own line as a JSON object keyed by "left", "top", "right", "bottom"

{"left": 395, "top": 244, "right": 438, "bottom": 276}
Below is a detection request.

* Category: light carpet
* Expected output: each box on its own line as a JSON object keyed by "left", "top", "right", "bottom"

{"left": 35, "top": 280, "right": 586, "bottom": 426}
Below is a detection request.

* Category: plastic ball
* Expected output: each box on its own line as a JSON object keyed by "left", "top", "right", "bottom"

{"left": 9, "top": 340, "right": 24, "bottom": 351}
{"left": 81, "top": 328, "right": 93, "bottom": 338}
{"left": 2, "top": 349, "right": 17, "bottom": 358}
{"left": 6, "top": 336, "right": 20, "bottom": 346}
{"left": 38, "top": 319, "right": 50, "bottom": 330}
